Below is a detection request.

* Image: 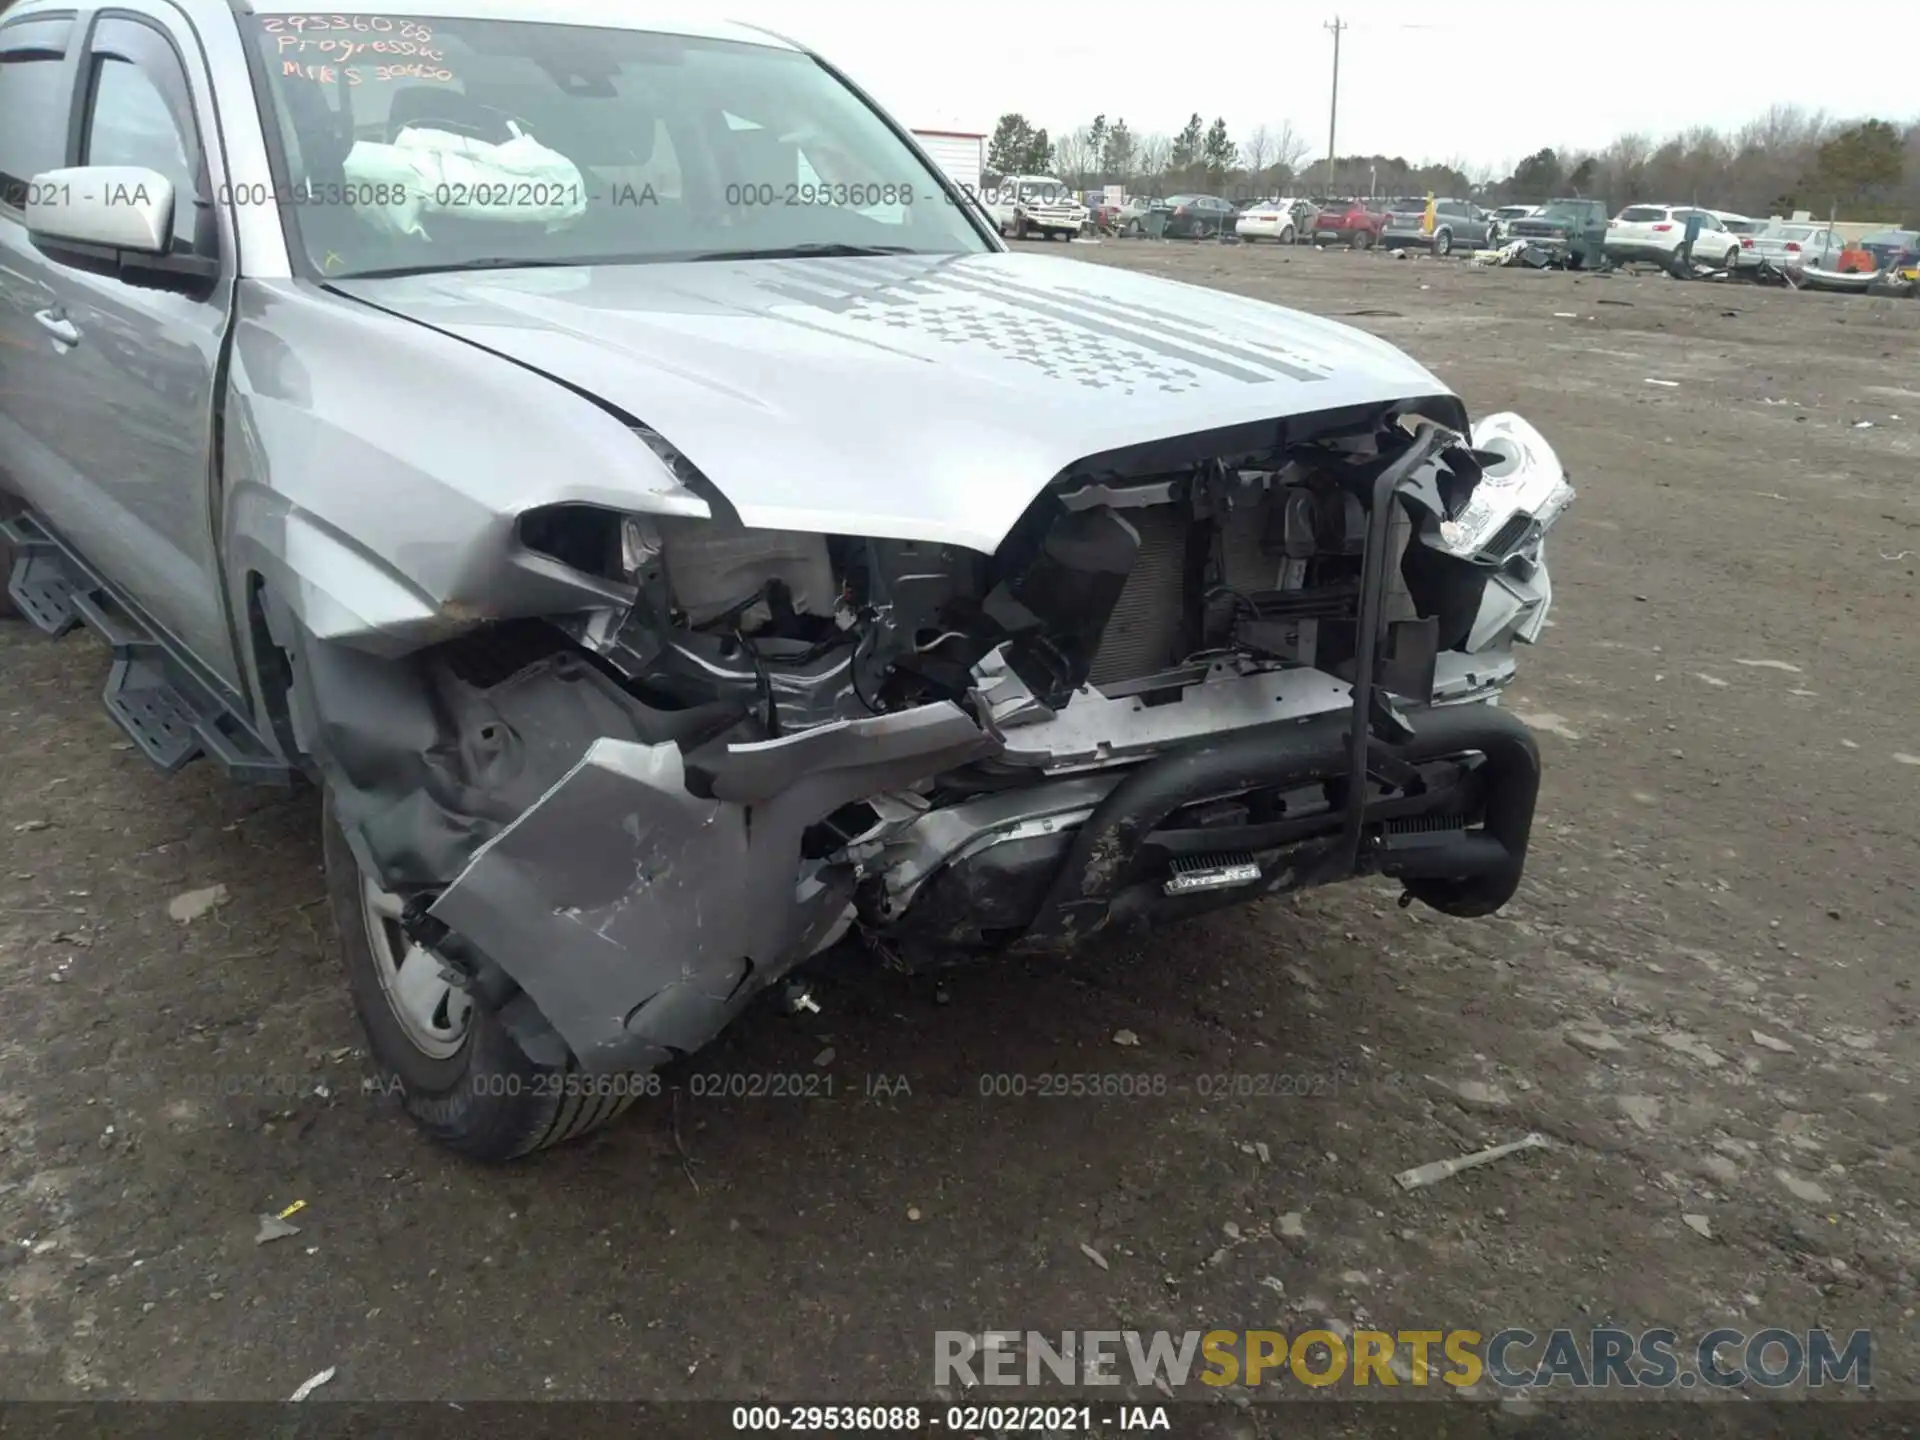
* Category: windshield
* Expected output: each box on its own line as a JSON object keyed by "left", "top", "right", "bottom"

{"left": 1537, "top": 202, "right": 1586, "bottom": 220}
{"left": 244, "top": 14, "right": 991, "bottom": 276}
{"left": 1015, "top": 178, "right": 1070, "bottom": 202}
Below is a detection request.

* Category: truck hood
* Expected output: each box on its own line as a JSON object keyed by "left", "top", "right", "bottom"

{"left": 335, "top": 250, "right": 1457, "bottom": 554}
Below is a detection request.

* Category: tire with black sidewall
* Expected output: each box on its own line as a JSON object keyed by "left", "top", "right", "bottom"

{"left": 1353, "top": 229, "right": 1374, "bottom": 250}
{"left": 1433, "top": 227, "right": 1453, "bottom": 257}
{"left": 1279, "top": 224, "right": 1295, "bottom": 245}
{"left": 0, "top": 530, "right": 16, "bottom": 620}
{"left": 322, "top": 790, "right": 641, "bottom": 1161}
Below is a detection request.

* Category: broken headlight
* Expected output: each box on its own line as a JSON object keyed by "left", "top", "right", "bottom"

{"left": 1437, "top": 413, "right": 1573, "bottom": 652}
{"left": 1427, "top": 412, "right": 1573, "bottom": 565}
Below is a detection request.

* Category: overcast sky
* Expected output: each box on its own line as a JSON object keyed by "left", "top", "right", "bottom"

{"left": 718, "top": 0, "right": 1911, "bottom": 176}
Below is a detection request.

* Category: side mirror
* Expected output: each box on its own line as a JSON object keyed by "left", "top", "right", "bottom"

{"left": 24, "top": 166, "right": 217, "bottom": 281}
{"left": 27, "top": 166, "right": 174, "bottom": 253}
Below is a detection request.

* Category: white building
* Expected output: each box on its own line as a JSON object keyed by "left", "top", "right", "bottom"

{"left": 910, "top": 129, "right": 985, "bottom": 196}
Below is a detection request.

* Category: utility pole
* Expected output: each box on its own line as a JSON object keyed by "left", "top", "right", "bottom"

{"left": 1323, "top": 17, "right": 1345, "bottom": 198}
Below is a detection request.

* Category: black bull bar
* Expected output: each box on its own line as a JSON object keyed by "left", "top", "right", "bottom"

{"left": 1016, "top": 421, "right": 1542, "bottom": 950}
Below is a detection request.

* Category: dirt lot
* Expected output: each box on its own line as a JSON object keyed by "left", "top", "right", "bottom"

{"left": 2, "top": 240, "right": 1917, "bottom": 1421}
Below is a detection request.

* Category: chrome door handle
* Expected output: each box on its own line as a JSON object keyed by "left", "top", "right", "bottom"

{"left": 34, "top": 310, "right": 80, "bottom": 346}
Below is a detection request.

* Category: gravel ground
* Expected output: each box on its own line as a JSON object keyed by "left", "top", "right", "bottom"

{"left": 2, "top": 238, "right": 1916, "bottom": 1424}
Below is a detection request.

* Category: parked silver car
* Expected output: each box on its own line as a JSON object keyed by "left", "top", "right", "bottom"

{"left": 1746, "top": 221, "right": 1845, "bottom": 272}
{"left": 1380, "top": 198, "right": 1495, "bottom": 257}
{"left": 0, "top": 0, "right": 1571, "bottom": 1161}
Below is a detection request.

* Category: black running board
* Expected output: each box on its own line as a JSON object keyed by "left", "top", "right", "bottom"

{"left": 3, "top": 512, "right": 294, "bottom": 786}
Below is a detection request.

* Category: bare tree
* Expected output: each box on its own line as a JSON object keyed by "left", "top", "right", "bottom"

{"left": 1268, "top": 120, "right": 1311, "bottom": 181}
{"left": 1050, "top": 128, "right": 1093, "bottom": 186}
{"left": 1135, "top": 133, "right": 1171, "bottom": 190}
{"left": 1241, "top": 125, "right": 1275, "bottom": 197}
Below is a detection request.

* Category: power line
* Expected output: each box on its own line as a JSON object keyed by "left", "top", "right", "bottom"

{"left": 1323, "top": 17, "right": 1345, "bottom": 197}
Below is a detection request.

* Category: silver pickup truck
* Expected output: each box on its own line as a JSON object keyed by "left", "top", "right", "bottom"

{"left": 0, "top": 0, "right": 1572, "bottom": 1161}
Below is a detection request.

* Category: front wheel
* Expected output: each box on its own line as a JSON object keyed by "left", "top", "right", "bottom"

{"left": 0, "top": 494, "right": 18, "bottom": 620}
{"left": 323, "top": 792, "right": 643, "bottom": 1160}
{"left": 1353, "top": 229, "right": 1375, "bottom": 251}
{"left": 0, "top": 530, "right": 15, "bottom": 621}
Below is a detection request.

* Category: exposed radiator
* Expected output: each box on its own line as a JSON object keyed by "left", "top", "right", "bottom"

{"left": 1087, "top": 504, "right": 1283, "bottom": 688}
{"left": 1088, "top": 506, "right": 1188, "bottom": 687}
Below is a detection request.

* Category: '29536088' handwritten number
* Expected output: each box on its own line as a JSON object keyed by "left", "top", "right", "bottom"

{"left": 266, "top": 15, "right": 455, "bottom": 83}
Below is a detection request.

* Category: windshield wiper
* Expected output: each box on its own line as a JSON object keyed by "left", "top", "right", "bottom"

{"left": 683, "top": 242, "right": 923, "bottom": 262}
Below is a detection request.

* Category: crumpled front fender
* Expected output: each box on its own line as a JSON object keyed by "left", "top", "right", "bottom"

{"left": 427, "top": 701, "right": 996, "bottom": 1072}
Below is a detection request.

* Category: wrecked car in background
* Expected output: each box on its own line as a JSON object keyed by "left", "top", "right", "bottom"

{"left": 0, "top": 0, "right": 1572, "bottom": 1161}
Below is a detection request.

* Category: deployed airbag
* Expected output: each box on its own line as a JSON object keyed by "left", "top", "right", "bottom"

{"left": 343, "top": 123, "right": 588, "bottom": 238}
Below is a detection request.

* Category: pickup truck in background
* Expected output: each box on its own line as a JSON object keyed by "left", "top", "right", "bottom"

{"left": 1503, "top": 198, "right": 1612, "bottom": 269}
{"left": 984, "top": 175, "right": 1089, "bottom": 240}
{"left": 0, "top": 0, "right": 1571, "bottom": 1163}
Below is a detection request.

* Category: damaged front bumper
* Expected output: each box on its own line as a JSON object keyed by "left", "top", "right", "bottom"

{"left": 425, "top": 701, "right": 995, "bottom": 1072}
{"left": 398, "top": 417, "right": 1567, "bottom": 1075}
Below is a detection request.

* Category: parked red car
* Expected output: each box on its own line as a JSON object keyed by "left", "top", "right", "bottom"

{"left": 1312, "top": 199, "right": 1388, "bottom": 249}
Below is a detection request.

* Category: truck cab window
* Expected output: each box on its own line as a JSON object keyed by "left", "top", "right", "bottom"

{"left": 0, "top": 19, "right": 75, "bottom": 203}
{"left": 83, "top": 57, "right": 198, "bottom": 248}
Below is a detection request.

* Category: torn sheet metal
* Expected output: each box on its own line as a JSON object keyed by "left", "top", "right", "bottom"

{"left": 428, "top": 701, "right": 995, "bottom": 1072}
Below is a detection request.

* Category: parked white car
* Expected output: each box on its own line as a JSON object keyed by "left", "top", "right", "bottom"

{"left": 1605, "top": 204, "right": 1742, "bottom": 270}
{"left": 1235, "top": 198, "right": 1319, "bottom": 244}
{"left": 986, "top": 176, "right": 1089, "bottom": 240}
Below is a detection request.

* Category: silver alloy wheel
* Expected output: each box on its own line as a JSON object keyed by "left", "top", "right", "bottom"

{"left": 360, "top": 879, "right": 474, "bottom": 1059}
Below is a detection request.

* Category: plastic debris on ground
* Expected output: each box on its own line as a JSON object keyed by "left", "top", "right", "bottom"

{"left": 1394, "top": 1132, "right": 1550, "bottom": 1191}
{"left": 167, "top": 885, "right": 229, "bottom": 923}
{"left": 255, "top": 1199, "right": 307, "bottom": 1245}
{"left": 289, "top": 1367, "right": 337, "bottom": 1402}
{"left": 1472, "top": 240, "right": 1528, "bottom": 268}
